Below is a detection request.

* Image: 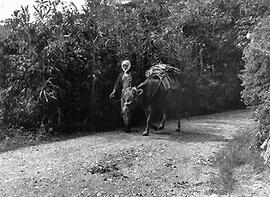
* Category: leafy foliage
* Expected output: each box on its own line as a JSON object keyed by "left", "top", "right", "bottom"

{"left": 0, "top": 25, "right": 10, "bottom": 40}
{"left": 241, "top": 15, "right": 270, "bottom": 143}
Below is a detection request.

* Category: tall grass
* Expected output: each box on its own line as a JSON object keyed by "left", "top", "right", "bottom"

{"left": 211, "top": 128, "right": 266, "bottom": 194}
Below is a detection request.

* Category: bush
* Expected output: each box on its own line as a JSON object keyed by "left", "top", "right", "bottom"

{"left": 240, "top": 15, "right": 270, "bottom": 143}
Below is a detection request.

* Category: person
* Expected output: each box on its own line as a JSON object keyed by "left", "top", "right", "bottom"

{"left": 109, "top": 60, "right": 133, "bottom": 109}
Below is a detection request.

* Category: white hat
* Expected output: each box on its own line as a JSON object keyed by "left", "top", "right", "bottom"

{"left": 121, "top": 60, "right": 131, "bottom": 72}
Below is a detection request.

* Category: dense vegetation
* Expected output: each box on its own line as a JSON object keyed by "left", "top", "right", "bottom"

{"left": 0, "top": 25, "right": 10, "bottom": 40}
{"left": 0, "top": 0, "right": 269, "bottom": 141}
{"left": 241, "top": 15, "right": 270, "bottom": 145}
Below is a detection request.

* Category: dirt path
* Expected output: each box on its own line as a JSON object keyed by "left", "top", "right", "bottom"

{"left": 0, "top": 110, "right": 254, "bottom": 197}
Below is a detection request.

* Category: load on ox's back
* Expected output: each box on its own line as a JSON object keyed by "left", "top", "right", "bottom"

{"left": 121, "top": 64, "right": 184, "bottom": 136}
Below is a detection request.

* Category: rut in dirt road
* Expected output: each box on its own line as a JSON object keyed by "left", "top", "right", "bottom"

{"left": 0, "top": 109, "right": 253, "bottom": 197}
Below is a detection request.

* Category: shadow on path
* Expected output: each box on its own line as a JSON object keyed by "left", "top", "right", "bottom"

{"left": 98, "top": 128, "right": 229, "bottom": 144}
{"left": 148, "top": 130, "right": 228, "bottom": 143}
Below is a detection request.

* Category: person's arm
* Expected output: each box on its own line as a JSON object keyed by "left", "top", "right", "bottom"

{"left": 110, "top": 72, "right": 122, "bottom": 99}
{"left": 113, "top": 72, "right": 123, "bottom": 91}
{"left": 130, "top": 72, "right": 135, "bottom": 86}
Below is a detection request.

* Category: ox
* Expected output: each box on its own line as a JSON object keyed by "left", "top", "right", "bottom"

{"left": 121, "top": 77, "right": 183, "bottom": 136}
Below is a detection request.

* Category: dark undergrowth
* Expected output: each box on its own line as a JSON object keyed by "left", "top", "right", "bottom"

{"left": 0, "top": 123, "right": 102, "bottom": 153}
{"left": 210, "top": 127, "right": 268, "bottom": 195}
{"left": 0, "top": 128, "right": 102, "bottom": 153}
{"left": 0, "top": 125, "right": 60, "bottom": 153}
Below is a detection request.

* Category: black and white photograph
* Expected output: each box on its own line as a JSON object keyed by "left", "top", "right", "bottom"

{"left": 0, "top": 0, "right": 270, "bottom": 196}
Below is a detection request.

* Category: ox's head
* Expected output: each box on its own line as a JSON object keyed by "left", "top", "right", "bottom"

{"left": 121, "top": 87, "right": 143, "bottom": 126}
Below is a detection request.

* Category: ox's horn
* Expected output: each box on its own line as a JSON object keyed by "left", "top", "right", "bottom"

{"left": 125, "top": 101, "right": 132, "bottom": 106}
{"left": 261, "top": 138, "right": 269, "bottom": 150}
{"left": 137, "top": 88, "right": 143, "bottom": 95}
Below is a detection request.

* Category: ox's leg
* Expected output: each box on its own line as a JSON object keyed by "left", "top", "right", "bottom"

{"left": 176, "top": 112, "right": 181, "bottom": 132}
{"left": 150, "top": 123, "right": 158, "bottom": 131}
{"left": 143, "top": 110, "right": 153, "bottom": 136}
{"left": 158, "top": 110, "right": 166, "bottom": 130}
